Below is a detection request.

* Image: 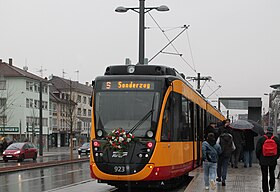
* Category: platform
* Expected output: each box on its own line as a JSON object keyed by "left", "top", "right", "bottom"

{"left": 186, "top": 163, "right": 280, "bottom": 192}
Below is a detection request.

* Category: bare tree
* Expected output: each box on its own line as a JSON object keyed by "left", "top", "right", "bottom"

{"left": 66, "top": 80, "right": 77, "bottom": 160}
{"left": 0, "top": 85, "right": 16, "bottom": 136}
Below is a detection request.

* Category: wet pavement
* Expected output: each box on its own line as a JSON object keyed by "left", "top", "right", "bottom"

{"left": 0, "top": 147, "right": 89, "bottom": 173}
{"left": 186, "top": 163, "right": 280, "bottom": 192}
{"left": 1, "top": 147, "right": 280, "bottom": 192}
{"left": 0, "top": 161, "right": 91, "bottom": 192}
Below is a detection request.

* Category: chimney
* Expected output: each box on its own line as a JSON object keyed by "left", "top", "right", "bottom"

{"left": 23, "top": 66, "right": 28, "bottom": 71}
{"left": 9, "top": 58, "right": 13, "bottom": 66}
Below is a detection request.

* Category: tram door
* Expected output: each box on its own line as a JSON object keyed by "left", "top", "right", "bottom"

{"left": 196, "top": 106, "right": 204, "bottom": 166}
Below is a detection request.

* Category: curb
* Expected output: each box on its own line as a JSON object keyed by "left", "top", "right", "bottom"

{"left": 0, "top": 157, "right": 89, "bottom": 174}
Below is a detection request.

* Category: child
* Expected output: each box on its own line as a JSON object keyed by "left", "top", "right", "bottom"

{"left": 202, "top": 133, "right": 221, "bottom": 190}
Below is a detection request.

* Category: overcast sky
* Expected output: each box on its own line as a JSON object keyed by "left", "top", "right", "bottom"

{"left": 1, "top": 0, "right": 279, "bottom": 112}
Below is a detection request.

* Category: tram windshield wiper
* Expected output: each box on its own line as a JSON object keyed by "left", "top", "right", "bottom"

{"left": 128, "top": 109, "right": 154, "bottom": 134}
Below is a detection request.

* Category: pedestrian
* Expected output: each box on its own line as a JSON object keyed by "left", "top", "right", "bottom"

{"left": 218, "top": 119, "right": 232, "bottom": 137}
{"left": 256, "top": 127, "right": 280, "bottom": 192}
{"left": 202, "top": 133, "right": 221, "bottom": 190}
{"left": 204, "top": 122, "right": 219, "bottom": 141}
{"left": 216, "top": 129, "right": 235, "bottom": 186}
{"left": 2, "top": 138, "right": 8, "bottom": 151}
{"left": 243, "top": 129, "right": 258, "bottom": 168}
{"left": 0, "top": 142, "right": 3, "bottom": 155}
{"left": 231, "top": 128, "right": 245, "bottom": 168}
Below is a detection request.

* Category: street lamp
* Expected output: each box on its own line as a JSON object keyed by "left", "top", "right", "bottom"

{"left": 115, "top": 0, "right": 169, "bottom": 65}
{"left": 264, "top": 93, "right": 270, "bottom": 127}
{"left": 39, "top": 81, "right": 43, "bottom": 156}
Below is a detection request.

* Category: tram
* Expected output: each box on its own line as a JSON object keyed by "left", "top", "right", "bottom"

{"left": 89, "top": 64, "right": 225, "bottom": 188}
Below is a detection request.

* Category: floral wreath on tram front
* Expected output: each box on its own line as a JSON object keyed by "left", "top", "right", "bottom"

{"left": 105, "top": 127, "right": 136, "bottom": 153}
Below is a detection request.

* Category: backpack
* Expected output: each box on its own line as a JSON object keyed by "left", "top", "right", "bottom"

{"left": 220, "top": 133, "right": 233, "bottom": 157}
{"left": 262, "top": 135, "right": 277, "bottom": 157}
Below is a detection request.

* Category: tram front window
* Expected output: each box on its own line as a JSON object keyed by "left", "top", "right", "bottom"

{"left": 95, "top": 91, "right": 160, "bottom": 137}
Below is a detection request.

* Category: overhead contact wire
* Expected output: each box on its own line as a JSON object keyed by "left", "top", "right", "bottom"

{"left": 148, "top": 12, "right": 196, "bottom": 73}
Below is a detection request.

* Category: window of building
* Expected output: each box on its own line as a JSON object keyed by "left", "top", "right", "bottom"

{"left": 34, "top": 100, "right": 39, "bottom": 108}
{"left": 43, "top": 85, "right": 48, "bottom": 94}
{"left": 53, "top": 103, "right": 57, "bottom": 112}
{"left": 88, "top": 109, "right": 91, "bottom": 116}
{"left": 29, "top": 99, "right": 33, "bottom": 108}
{"left": 77, "top": 95, "right": 81, "bottom": 103}
{"left": 26, "top": 82, "right": 33, "bottom": 91}
{"left": 43, "top": 101, "right": 48, "bottom": 110}
{"left": 0, "top": 116, "right": 7, "bottom": 125}
{"left": 83, "top": 96, "right": 87, "bottom": 104}
{"left": 52, "top": 118, "right": 57, "bottom": 127}
{"left": 77, "top": 121, "right": 82, "bottom": 130}
{"left": 88, "top": 97, "right": 91, "bottom": 105}
{"left": 0, "top": 98, "right": 7, "bottom": 106}
{"left": 83, "top": 109, "right": 86, "bottom": 116}
{"left": 26, "top": 98, "right": 30, "bottom": 108}
{"left": 0, "top": 80, "right": 6, "bottom": 90}
{"left": 34, "top": 83, "right": 39, "bottom": 92}
{"left": 77, "top": 108, "right": 81, "bottom": 116}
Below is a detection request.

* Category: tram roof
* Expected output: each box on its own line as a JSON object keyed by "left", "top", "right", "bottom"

{"left": 104, "top": 65, "right": 184, "bottom": 78}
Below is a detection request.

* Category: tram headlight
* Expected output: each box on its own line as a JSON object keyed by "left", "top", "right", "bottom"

{"left": 146, "top": 130, "right": 154, "bottom": 138}
{"left": 96, "top": 129, "right": 103, "bottom": 137}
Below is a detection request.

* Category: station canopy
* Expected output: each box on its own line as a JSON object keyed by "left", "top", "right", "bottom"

{"left": 220, "top": 99, "right": 248, "bottom": 110}
{"left": 219, "top": 97, "right": 262, "bottom": 110}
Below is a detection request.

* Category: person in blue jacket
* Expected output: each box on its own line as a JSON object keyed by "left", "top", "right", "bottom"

{"left": 202, "top": 133, "right": 221, "bottom": 190}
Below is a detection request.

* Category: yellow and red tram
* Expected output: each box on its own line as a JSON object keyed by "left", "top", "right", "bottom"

{"left": 89, "top": 65, "right": 225, "bottom": 188}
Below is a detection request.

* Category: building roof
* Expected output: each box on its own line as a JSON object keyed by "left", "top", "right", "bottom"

{"left": 49, "top": 75, "right": 92, "bottom": 95}
{"left": 0, "top": 61, "right": 44, "bottom": 82}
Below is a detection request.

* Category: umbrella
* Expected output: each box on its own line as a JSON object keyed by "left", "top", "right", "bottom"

{"left": 230, "top": 120, "right": 254, "bottom": 130}
{"left": 247, "top": 119, "right": 265, "bottom": 135}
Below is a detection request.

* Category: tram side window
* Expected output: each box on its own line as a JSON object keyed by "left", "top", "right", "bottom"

{"left": 181, "top": 96, "right": 194, "bottom": 141}
{"left": 171, "top": 92, "right": 181, "bottom": 141}
{"left": 197, "top": 107, "right": 204, "bottom": 141}
{"left": 161, "top": 97, "right": 171, "bottom": 141}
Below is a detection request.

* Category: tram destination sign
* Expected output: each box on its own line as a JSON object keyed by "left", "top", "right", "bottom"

{"left": 102, "top": 81, "right": 155, "bottom": 90}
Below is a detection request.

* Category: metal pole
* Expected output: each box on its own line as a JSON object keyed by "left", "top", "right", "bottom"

{"left": 139, "top": 0, "right": 145, "bottom": 64}
{"left": 197, "top": 73, "right": 201, "bottom": 93}
{"left": 39, "top": 81, "right": 43, "bottom": 156}
{"left": 19, "top": 120, "right": 21, "bottom": 141}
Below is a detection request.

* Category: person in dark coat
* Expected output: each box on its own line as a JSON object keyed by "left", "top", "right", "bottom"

{"left": 243, "top": 129, "right": 258, "bottom": 167}
{"left": 218, "top": 119, "right": 232, "bottom": 137}
{"left": 204, "top": 122, "right": 219, "bottom": 141}
{"left": 2, "top": 138, "right": 8, "bottom": 151}
{"left": 216, "top": 129, "right": 235, "bottom": 186}
{"left": 256, "top": 127, "right": 280, "bottom": 192}
{"left": 231, "top": 128, "right": 245, "bottom": 168}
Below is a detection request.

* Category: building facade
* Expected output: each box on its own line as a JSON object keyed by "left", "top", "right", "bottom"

{"left": 0, "top": 59, "right": 49, "bottom": 147}
{"left": 269, "top": 84, "right": 280, "bottom": 135}
{"left": 49, "top": 76, "right": 92, "bottom": 147}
